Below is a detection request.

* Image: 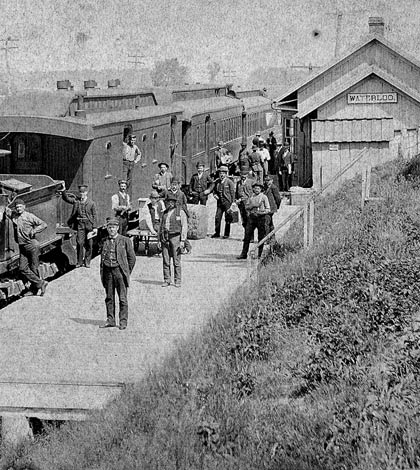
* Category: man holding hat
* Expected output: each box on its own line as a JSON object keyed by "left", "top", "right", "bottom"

{"left": 99, "top": 217, "right": 136, "bottom": 330}
{"left": 8, "top": 198, "right": 48, "bottom": 296}
{"left": 61, "top": 183, "right": 97, "bottom": 268}
{"left": 111, "top": 179, "right": 131, "bottom": 236}
{"left": 159, "top": 192, "right": 188, "bottom": 288}
{"left": 211, "top": 165, "right": 235, "bottom": 239}
{"left": 189, "top": 162, "right": 214, "bottom": 205}
{"left": 152, "top": 162, "right": 173, "bottom": 197}
{"left": 237, "top": 182, "right": 270, "bottom": 259}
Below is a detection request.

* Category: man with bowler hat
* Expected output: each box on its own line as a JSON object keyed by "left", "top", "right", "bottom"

{"left": 159, "top": 192, "right": 188, "bottom": 288}
{"left": 61, "top": 183, "right": 97, "bottom": 268}
{"left": 211, "top": 165, "right": 235, "bottom": 239}
{"left": 99, "top": 217, "right": 136, "bottom": 330}
{"left": 152, "top": 162, "right": 173, "bottom": 197}
{"left": 111, "top": 179, "right": 131, "bottom": 236}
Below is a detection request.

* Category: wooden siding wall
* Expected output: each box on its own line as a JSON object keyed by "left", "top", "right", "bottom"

{"left": 317, "top": 76, "right": 420, "bottom": 130}
{"left": 312, "top": 141, "right": 390, "bottom": 193}
{"left": 299, "top": 40, "right": 420, "bottom": 111}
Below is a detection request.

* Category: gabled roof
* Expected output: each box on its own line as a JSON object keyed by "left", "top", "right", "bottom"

{"left": 274, "top": 33, "right": 420, "bottom": 105}
{"left": 296, "top": 64, "right": 420, "bottom": 118}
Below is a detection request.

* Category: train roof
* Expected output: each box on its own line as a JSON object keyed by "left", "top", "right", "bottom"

{"left": 173, "top": 96, "right": 243, "bottom": 121}
{"left": 239, "top": 95, "right": 272, "bottom": 109}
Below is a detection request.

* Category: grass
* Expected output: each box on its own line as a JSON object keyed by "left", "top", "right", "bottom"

{"left": 2, "top": 158, "right": 420, "bottom": 469}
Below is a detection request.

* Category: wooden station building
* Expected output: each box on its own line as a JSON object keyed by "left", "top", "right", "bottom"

{"left": 275, "top": 17, "right": 420, "bottom": 190}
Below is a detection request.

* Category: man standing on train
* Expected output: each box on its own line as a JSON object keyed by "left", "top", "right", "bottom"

{"left": 122, "top": 134, "right": 142, "bottom": 191}
{"left": 8, "top": 198, "right": 48, "bottom": 296}
{"left": 61, "top": 184, "right": 97, "bottom": 268}
{"left": 111, "top": 179, "right": 131, "bottom": 236}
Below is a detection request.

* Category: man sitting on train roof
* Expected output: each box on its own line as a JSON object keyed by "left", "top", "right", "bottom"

{"left": 189, "top": 162, "right": 214, "bottom": 206}
{"left": 165, "top": 178, "right": 189, "bottom": 218}
{"left": 122, "top": 134, "right": 142, "bottom": 191}
{"left": 7, "top": 198, "right": 48, "bottom": 297}
{"left": 61, "top": 183, "right": 97, "bottom": 268}
{"left": 111, "top": 179, "right": 132, "bottom": 236}
{"left": 152, "top": 162, "right": 173, "bottom": 198}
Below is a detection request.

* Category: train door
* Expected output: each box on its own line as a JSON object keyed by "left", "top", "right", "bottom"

{"left": 204, "top": 115, "right": 211, "bottom": 163}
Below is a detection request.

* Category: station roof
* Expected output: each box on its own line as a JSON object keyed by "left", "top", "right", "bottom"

{"left": 274, "top": 33, "right": 420, "bottom": 113}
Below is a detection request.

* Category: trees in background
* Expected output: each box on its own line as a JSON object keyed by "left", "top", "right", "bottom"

{"left": 151, "top": 58, "right": 189, "bottom": 87}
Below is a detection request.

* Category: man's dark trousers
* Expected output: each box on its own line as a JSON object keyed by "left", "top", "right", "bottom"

{"left": 76, "top": 221, "right": 93, "bottom": 266}
{"left": 162, "top": 233, "right": 181, "bottom": 284}
{"left": 214, "top": 202, "right": 231, "bottom": 237}
{"left": 19, "top": 240, "right": 43, "bottom": 289}
{"left": 103, "top": 265, "right": 128, "bottom": 327}
{"left": 240, "top": 214, "right": 267, "bottom": 258}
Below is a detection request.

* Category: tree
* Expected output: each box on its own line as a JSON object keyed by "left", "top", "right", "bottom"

{"left": 207, "top": 62, "right": 221, "bottom": 82}
{"left": 151, "top": 58, "right": 189, "bottom": 87}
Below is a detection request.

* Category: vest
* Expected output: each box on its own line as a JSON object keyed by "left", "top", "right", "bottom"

{"left": 163, "top": 207, "right": 182, "bottom": 234}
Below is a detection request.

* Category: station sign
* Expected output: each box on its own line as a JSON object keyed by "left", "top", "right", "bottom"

{"left": 347, "top": 93, "right": 397, "bottom": 104}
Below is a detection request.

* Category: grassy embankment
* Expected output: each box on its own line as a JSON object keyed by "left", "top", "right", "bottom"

{"left": 2, "top": 159, "right": 420, "bottom": 469}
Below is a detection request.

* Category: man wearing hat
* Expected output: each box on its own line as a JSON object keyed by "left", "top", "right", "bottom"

{"left": 264, "top": 174, "right": 282, "bottom": 234}
{"left": 166, "top": 178, "right": 189, "bottom": 217}
{"left": 144, "top": 190, "right": 165, "bottom": 235}
{"left": 252, "top": 131, "right": 264, "bottom": 147}
{"left": 159, "top": 192, "right": 188, "bottom": 288}
{"left": 212, "top": 141, "right": 230, "bottom": 175}
{"left": 152, "top": 162, "right": 173, "bottom": 197}
{"left": 238, "top": 143, "right": 250, "bottom": 175}
{"left": 189, "top": 162, "right": 214, "bottom": 205}
{"left": 235, "top": 170, "right": 254, "bottom": 230}
{"left": 266, "top": 131, "right": 277, "bottom": 173}
{"left": 237, "top": 182, "right": 270, "bottom": 259}
{"left": 99, "top": 217, "right": 136, "bottom": 330}
{"left": 211, "top": 165, "right": 235, "bottom": 239}
{"left": 111, "top": 179, "right": 132, "bottom": 236}
{"left": 61, "top": 183, "right": 97, "bottom": 268}
{"left": 248, "top": 145, "right": 264, "bottom": 184}
{"left": 122, "top": 134, "right": 142, "bottom": 190}
{"left": 8, "top": 198, "right": 48, "bottom": 296}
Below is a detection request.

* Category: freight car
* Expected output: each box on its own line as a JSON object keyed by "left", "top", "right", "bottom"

{"left": 0, "top": 81, "right": 277, "bottom": 298}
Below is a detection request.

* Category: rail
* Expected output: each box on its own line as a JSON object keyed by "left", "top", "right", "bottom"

{"left": 251, "top": 146, "right": 369, "bottom": 259}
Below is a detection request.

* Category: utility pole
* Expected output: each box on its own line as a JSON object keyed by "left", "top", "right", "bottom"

{"left": 128, "top": 53, "right": 145, "bottom": 69}
{"left": 223, "top": 69, "right": 236, "bottom": 82}
{"left": 0, "top": 36, "right": 18, "bottom": 95}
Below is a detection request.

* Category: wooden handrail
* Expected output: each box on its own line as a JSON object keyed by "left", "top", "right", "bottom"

{"left": 252, "top": 146, "right": 369, "bottom": 258}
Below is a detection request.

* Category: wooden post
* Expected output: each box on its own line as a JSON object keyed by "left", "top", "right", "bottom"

{"left": 320, "top": 166, "right": 323, "bottom": 192}
{"left": 365, "top": 164, "right": 372, "bottom": 200}
{"left": 361, "top": 166, "right": 367, "bottom": 208}
{"left": 303, "top": 203, "right": 308, "bottom": 248}
{"left": 308, "top": 199, "right": 314, "bottom": 247}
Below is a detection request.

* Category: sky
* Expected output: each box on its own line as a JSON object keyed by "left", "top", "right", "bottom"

{"left": 1, "top": 0, "right": 420, "bottom": 83}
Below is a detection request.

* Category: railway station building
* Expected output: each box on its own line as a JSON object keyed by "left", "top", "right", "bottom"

{"left": 275, "top": 17, "right": 420, "bottom": 190}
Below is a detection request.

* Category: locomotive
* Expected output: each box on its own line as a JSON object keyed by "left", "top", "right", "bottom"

{"left": 0, "top": 81, "right": 278, "bottom": 299}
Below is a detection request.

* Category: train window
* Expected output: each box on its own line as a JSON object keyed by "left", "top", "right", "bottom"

{"left": 105, "top": 141, "right": 112, "bottom": 150}
{"left": 153, "top": 132, "right": 157, "bottom": 139}
{"left": 142, "top": 134, "right": 147, "bottom": 142}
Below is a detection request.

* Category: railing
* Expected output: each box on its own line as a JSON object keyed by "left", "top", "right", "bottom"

{"left": 251, "top": 146, "right": 369, "bottom": 260}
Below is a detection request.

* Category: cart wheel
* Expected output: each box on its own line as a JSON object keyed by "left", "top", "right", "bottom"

{"left": 133, "top": 236, "right": 140, "bottom": 253}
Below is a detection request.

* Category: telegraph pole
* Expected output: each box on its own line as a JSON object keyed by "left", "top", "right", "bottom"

{"left": 0, "top": 36, "right": 19, "bottom": 95}
{"left": 128, "top": 53, "right": 145, "bottom": 69}
{"left": 223, "top": 69, "right": 236, "bottom": 82}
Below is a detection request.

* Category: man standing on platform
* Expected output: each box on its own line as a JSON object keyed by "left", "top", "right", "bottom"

{"left": 266, "top": 131, "right": 277, "bottom": 173}
{"left": 62, "top": 184, "right": 97, "bottom": 268}
{"left": 111, "top": 179, "right": 131, "bottom": 236}
{"left": 166, "top": 178, "right": 189, "bottom": 217}
{"left": 189, "top": 162, "right": 214, "bottom": 205}
{"left": 122, "top": 134, "right": 142, "bottom": 190}
{"left": 159, "top": 193, "right": 188, "bottom": 288}
{"left": 211, "top": 165, "right": 235, "bottom": 239}
{"left": 235, "top": 170, "right": 254, "bottom": 231}
{"left": 237, "top": 182, "right": 270, "bottom": 260}
{"left": 9, "top": 199, "right": 48, "bottom": 296}
{"left": 248, "top": 145, "right": 264, "bottom": 184}
{"left": 99, "top": 217, "right": 136, "bottom": 330}
{"left": 264, "top": 174, "right": 282, "bottom": 234}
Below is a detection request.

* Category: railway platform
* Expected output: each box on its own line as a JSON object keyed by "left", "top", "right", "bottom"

{"left": 0, "top": 196, "right": 301, "bottom": 443}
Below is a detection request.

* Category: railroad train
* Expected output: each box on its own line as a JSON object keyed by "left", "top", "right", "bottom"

{"left": 0, "top": 81, "right": 278, "bottom": 299}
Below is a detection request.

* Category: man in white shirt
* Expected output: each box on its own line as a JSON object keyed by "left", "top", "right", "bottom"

{"left": 111, "top": 179, "right": 132, "bottom": 236}
{"left": 259, "top": 143, "right": 271, "bottom": 178}
{"left": 159, "top": 192, "right": 188, "bottom": 288}
{"left": 122, "top": 134, "right": 142, "bottom": 190}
